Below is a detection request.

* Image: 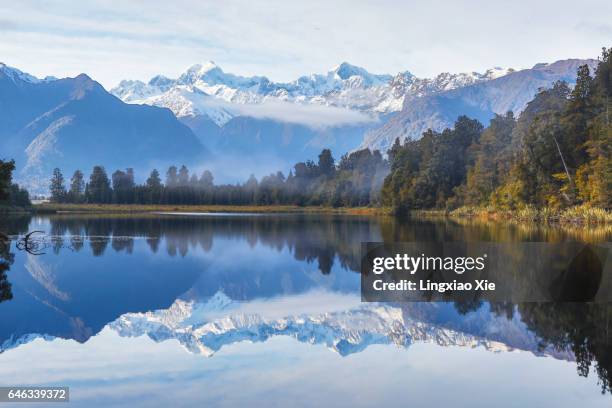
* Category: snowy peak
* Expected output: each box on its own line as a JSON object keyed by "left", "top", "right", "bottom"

{"left": 186, "top": 61, "right": 220, "bottom": 75}
{"left": 331, "top": 62, "right": 392, "bottom": 85}
{"left": 0, "top": 62, "right": 42, "bottom": 84}
{"left": 111, "top": 60, "right": 517, "bottom": 122}
{"left": 107, "top": 297, "right": 573, "bottom": 360}
{"left": 177, "top": 61, "right": 269, "bottom": 91}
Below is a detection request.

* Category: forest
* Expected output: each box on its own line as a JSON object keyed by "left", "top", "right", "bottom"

{"left": 383, "top": 47, "right": 611, "bottom": 212}
{"left": 38, "top": 47, "right": 612, "bottom": 213}
{"left": 0, "top": 160, "right": 30, "bottom": 209}
{"left": 47, "top": 148, "right": 388, "bottom": 207}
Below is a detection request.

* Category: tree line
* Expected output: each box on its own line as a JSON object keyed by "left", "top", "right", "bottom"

{"left": 0, "top": 159, "right": 31, "bottom": 208}
{"left": 382, "top": 47, "right": 611, "bottom": 212}
{"left": 49, "top": 148, "right": 388, "bottom": 206}
{"left": 48, "top": 46, "right": 610, "bottom": 211}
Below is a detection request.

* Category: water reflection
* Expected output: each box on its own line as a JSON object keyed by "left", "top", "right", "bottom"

{"left": 0, "top": 213, "right": 610, "bottom": 399}
{"left": 0, "top": 234, "right": 13, "bottom": 303}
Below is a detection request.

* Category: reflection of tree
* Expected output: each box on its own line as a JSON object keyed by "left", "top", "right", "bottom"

{"left": 0, "top": 216, "right": 31, "bottom": 304}
{"left": 112, "top": 236, "right": 134, "bottom": 253}
{"left": 90, "top": 238, "right": 110, "bottom": 257}
{"left": 0, "top": 235, "right": 14, "bottom": 303}
{"left": 146, "top": 237, "right": 160, "bottom": 253}
{"left": 519, "top": 303, "right": 612, "bottom": 394}
{"left": 47, "top": 214, "right": 383, "bottom": 275}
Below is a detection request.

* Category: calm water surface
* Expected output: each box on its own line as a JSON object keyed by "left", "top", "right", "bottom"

{"left": 0, "top": 213, "right": 610, "bottom": 407}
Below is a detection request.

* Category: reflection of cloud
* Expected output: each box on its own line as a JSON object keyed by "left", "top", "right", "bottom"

{"left": 203, "top": 97, "right": 377, "bottom": 129}
{"left": 0, "top": 329, "right": 599, "bottom": 408}
{"left": 25, "top": 255, "right": 70, "bottom": 301}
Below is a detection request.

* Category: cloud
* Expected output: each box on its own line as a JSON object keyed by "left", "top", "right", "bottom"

{"left": 0, "top": 0, "right": 610, "bottom": 88}
{"left": 188, "top": 93, "right": 377, "bottom": 129}
{"left": 223, "top": 100, "right": 377, "bottom": 129}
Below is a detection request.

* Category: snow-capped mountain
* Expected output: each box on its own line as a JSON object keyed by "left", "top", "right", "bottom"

{"left": 111, "top": 62, "right": 514, "bottom": 127}
{"left": 1, "top": 56, "right": 599, "bottom": 190}
{"left": 108, "top": 293, "right": 572, "bottom": 360}
{"left": 0, "top": 62, "right": 208, "bottom": 193}
{"left": 0, "top": 62, "right": 57, "bottom": 84}
{"left": 359, "top": 58, "right": 599, "bottom": 153}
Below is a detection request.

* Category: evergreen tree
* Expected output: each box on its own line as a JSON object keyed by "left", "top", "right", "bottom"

{"left": 87, "top": 166, "right": 111, "bottom": 203}
{"left": 318, "top": 149, "right": 335, "bottom": 177}
{"left": 69, "top": 170, "right": 85, "bottom": 202}
{"left": 146, "top": 169, "right": 162, "bottom": 189}
{"left": 460, "top": 112, "right": 516, "bottom": 205}
{"left": 199, "top": 170, "right": 214, "bottom": 188}
{"left": 166, "top": 166, "right": 178, "bottom": 187}
{"left": 0, "top": 160, "right": 15, "bottom": 202}
{"left": 146, "top": 169, "right": 162, "bottom": 204}
{"left": 112, "top": 169, "right": 135, "bottom": 203}
{"left": 49, "top": 168, "right": 67, "bottom": 203}
{"left": 178, "top": 165, "right": 190, "bottom": 186}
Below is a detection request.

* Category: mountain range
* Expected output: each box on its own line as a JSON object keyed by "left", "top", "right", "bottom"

{"left": 2, "top": 289, "right": 573, "bottom": 363}
{"left": 0, "top": 63, "right": 207, "bottom": 192}
{"left": 0, "top": 57, "right": 599, "bottom": 191}
{"left": 111, "top": 293, "right": 573, "bottom": 360}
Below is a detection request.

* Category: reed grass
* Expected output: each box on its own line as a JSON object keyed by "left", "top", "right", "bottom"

{"left": 445, "top": 204, "right": 612, "bottom": 225}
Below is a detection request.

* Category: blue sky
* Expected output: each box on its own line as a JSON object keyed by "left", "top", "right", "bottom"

{"left": 1, "top": 0, "right": 610, "bottom": 88}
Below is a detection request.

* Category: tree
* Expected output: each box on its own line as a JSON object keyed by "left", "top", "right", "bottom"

{"left": 166, "top": 166, "right": 178, "bottom": 187}
{"left": 460, "top": 112, "right": 516, "bottom": 205}
{"left": 563, "top": 64, "right": 594, "bottom": 168}
{"left": 146, "top": 169, "right": 162, "bottom": 204}
{"left": 0, "top": 160, "right": 15, "bottom": 202}
{"left": 49, "top": 168, "right": 66, "bottom": 203}
{"left": 318, "top": 149, "right": 335, "bottom": 177}
{"left": 86, "top": 166, "right": 111, "bottom": 203}
{"left": 178, "top": 165, "right": 190, "bottom": 186}
{"left": 382, "top": 116, "right": 483, "bottom": 211}
{"left": 69, "top": 170, "right": 85, "bottom": 202}
{"left": 199, "top": 170, "right": 214, "bottom": 188}
{"left": 577, "top": 46, "right": 612, "bottom": 208}
{"left": 146, "top": 169, "right": 162, "bottom": 189}
{"left": 111, "top": 169, "right": 134, "bottom": 203}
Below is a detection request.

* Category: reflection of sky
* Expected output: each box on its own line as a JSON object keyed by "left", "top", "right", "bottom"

{"left": 0, "top": 330, "right": 607, "bottom": 408}
{"left": 1, "top": 215, "right": 611, "bottom": 406}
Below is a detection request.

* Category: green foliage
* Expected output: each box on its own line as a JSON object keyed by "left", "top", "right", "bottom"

{"left": 383, "top": 46, "right": 612, "bottom": 213}
{"left": 68, "top": 170, "right": 85, "bottom": 203}
{"left": 381, "top": 116, "right": 483, "bottom": 211}
{"left": 0, "top": 160, "right": 16, "bottom": 202}
{"left": 49, "top": 168, "right": 66, "bottom": 203}
{"left": 86, "top": 166, "right": 112, "bottom": 203}
{"left": 0, "top": 159, "right": 30, "bottom": 208}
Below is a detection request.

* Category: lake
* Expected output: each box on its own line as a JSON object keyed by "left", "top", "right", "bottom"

{"left": 0, "top": 213, "right": 610, "bottom": 407}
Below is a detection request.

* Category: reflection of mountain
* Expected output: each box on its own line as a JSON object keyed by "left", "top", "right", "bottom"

{"left": 108, "top": 293, "right": 570, "bottom": 360}
{"left": 0, "top": 247, "right": 204, "bottom": 348}
{"left": 1, "top": 214, "right": 379, "bottom": 349}
{"left": 2, "top": 213, "right": 611, "bottom": 394}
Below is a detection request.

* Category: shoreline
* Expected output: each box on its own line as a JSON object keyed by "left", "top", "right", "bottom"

{"left": 411, "top": 205, "right": 612, "bottom": 225}
{"left": 16, "top": 203, "right": 612, "bottom": 226}
{"left": 30, "top": 203, "right": 391, "bottom": 216}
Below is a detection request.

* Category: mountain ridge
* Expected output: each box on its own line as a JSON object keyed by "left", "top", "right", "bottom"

{"left": 0, "top": 65, "right": 208, "bottom": 193}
